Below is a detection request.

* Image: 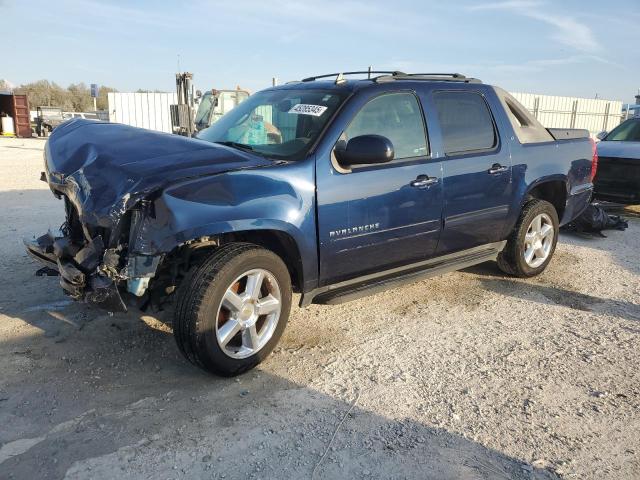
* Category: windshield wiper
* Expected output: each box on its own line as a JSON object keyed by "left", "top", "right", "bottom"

{"left": 213, "top": 140, "right": 276, "bottom": 161}
{"left": 215, "top": 141, "right": 254, "bottom": 152}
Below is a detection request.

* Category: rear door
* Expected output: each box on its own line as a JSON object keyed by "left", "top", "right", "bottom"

{"left": 316, "top": 90, "right": 443, "bottom": 285}
{"left": 430, "top": 89, "right": 513, "bottom": 255}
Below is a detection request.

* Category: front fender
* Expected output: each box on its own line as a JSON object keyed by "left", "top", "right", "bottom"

{"left": 131, "top": 160, "right": 318, "bottom": 289}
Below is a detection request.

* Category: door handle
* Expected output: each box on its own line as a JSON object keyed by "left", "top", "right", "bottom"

{"left": 410, "top": 174, "right": 439, "bottom": 188}
{"left": 488, "top": 163, "right": 508, "bottom": 174}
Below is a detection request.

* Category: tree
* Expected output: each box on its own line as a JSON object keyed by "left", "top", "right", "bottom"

{"left": 136, "top": 88, "right": 168, "bottom": 93}
{"left": 97, "top": 85, "right": 117, "bottom": 111}
{"left": 67, "top": 83, "right": 92, "bottom": 111}
{"left": 14, "top": 80, "right": 118, "bottom": 112}
{"left": 15, "top": 80, "right": 68, "bottom": 109}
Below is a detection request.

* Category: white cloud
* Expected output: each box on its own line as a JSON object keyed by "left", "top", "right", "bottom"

{"left": 526, "top": 11, "right": 601, "bottom": 52}
{"left": 488, "top": 54, "right": 619, "bottom": 73}
{"left": 195, "top": 0, "right": 435, "bottom": 35}
{"left": 468, "top": 1, "right": 542, "bottom": 9}
{"left": 468, "top": 1, "right": 601, "bottom": 53}
{"left": 382, "top": 54, "right": 620, "bottom": 78}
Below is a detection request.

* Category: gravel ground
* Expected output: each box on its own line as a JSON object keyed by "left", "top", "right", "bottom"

{"left": 0, "top": 136, "right": 639, "bottom": 480}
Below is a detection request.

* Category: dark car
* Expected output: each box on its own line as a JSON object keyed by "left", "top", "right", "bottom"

{"left": 25, "top": 71, "right": 595, "bottom": 376}
{"left": 594, "top": 117, "right": 640, "bottom": 204}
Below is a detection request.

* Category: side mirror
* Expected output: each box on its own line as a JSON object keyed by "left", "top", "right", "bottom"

{"left": 596, "top": 130, "right": 607, "bottom": 141}
{"left": 334, "top": 134, "right": 394, "bottom": 166}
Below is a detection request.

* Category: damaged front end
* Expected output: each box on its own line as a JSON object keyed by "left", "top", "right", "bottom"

{"left": 24, "top": 196, "right": 161, "bottom": 313}
{"left": 25, "top": 230, "right": 128, "bottom": 311}
{"left": 24, "top": 118, "right": 271, "bottom": 312}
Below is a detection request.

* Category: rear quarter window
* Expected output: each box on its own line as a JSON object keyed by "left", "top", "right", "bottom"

{"left": 433, "top": 91, "right": 497, "bottom": 155}
{"left": 493, "top": 87, "right": 554, "bottom": 144}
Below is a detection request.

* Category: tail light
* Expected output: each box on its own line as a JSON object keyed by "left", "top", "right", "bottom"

{"left": 589, "top": 138, "right": 598, "bottom": 181}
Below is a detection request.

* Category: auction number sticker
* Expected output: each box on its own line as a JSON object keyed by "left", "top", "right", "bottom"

{"left": 288, "top": 104, "right": 328, "bottom": 116}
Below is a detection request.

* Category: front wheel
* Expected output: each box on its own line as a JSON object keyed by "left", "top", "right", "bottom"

{"left": 497, "top": 199, "right": 559, "bottom": 277}
{"left": 173, "top": 243, "right": 292, "bottom": 376}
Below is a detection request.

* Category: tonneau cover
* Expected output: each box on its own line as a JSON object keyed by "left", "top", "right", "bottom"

{"left": 547, "top": 128, "right": 590, "bottom": 140}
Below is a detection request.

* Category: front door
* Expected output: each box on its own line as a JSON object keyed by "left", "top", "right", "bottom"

{"left": 316, "top": 91, "right": 444, "bottom": 286}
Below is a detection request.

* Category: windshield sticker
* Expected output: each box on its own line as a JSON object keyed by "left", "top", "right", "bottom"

{"left": 288, "top": 104, "right": 328, "bottom": 116}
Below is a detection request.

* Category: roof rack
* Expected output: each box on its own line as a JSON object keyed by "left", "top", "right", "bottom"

{"left": 378, "top": 72, "right": 482, "bottom": 84}
{"left": 299, "top": 71, "right": 482, "bottom": 84}
{"left": 301, "top": 71, "right": 406, "bottom": 83}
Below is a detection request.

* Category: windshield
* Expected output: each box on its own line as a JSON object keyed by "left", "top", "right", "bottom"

{"left": 196, "top": 89, "right": 348, "bottom": 160}
{"left": 195, "top": 92, "right": 215, "bottom": 127}
{"left": 195, "top": 90, "right": 250, "bottom": 130}
{"left": 605, "top": 119, "right": 640, "bottom": 142}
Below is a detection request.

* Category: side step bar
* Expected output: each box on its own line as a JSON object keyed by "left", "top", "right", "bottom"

{"left": 301, "top": 241, "right": 506, "bottom": 306}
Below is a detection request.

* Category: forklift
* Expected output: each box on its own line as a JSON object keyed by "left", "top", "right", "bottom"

{"left": 170, "top": 72, "right": 249, "bottom": 137}
{"left": 35, "top": 106, "right": 65, "bottom": 137}
{"left": 194, "top": 88, "right": 250, "bottom": 132}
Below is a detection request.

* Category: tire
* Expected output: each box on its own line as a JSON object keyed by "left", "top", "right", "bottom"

{"left": 497, "top": 199, "right": 559, "bottom": 277}
{"left": 173, "top": 243, "right": 292, "bottom": 376}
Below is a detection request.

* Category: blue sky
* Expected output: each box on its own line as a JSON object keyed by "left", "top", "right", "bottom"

{"left": 3, "top": 0, "right": 639, "bottom": 102}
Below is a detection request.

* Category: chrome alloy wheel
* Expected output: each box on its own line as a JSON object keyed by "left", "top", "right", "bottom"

{"left": 523, "top": 213, "right": 554, "bottom": 268}
{"left": 215, "top": 269, "right": 282, "bottom": 359}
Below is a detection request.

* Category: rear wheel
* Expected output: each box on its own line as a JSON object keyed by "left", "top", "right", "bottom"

{"left": 497, "top": 199, "right": 559, "bottom": 277}
{"left": 173, "top": 243, "right": 292, "bottom": 376}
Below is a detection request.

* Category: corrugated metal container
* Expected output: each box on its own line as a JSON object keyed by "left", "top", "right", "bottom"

{"left": 0, "top": 94, "right": 31, "bottom": 137}
{"left": 510, "top": 92, "right": 622, "bottom": 135}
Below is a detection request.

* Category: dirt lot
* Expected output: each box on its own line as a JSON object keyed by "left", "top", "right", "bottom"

{"left": 0, "top": 136, "right": 639, "bottom": 480}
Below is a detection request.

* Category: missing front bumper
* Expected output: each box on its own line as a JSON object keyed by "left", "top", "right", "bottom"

{"left": 24, "top": 231, "right": 127, "bottom": 312}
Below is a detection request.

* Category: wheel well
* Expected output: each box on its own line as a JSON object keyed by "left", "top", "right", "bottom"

{"left": 151, "top": 230, "right": 304, "bottom": 309}
{"left": 527, "top": 181, "right": 567, "bottom": 220}
{"left": 220, "top": 230, "right": 304, "bottom": 293}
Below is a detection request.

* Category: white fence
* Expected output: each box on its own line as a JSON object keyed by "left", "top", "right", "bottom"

{"left": 107, "top": 92, "right": 177, "bottom": 133}
{"left": 511, "top": 92, "right": 622, "bottom": 135}
{"left": 108, "top": 91, "right": 623, "bottom": 136}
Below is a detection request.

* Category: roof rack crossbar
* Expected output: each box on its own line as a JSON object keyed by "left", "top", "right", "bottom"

{"left": 297, "top": 71, "right": 482, "bottom": 84}
{"left": 301, "top": 71, "right": 406, "bottom": 82}
{"left": 374, "top": 73, "right": 482, "bottom": 84}
{"left": 405, "top": 73, "right": 467, "bottom": 78}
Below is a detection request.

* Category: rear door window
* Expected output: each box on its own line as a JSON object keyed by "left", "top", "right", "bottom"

{"left": 433, "top": 91, "right": 497, "bottom": 155}
{"left": 344, "top": 92, "right": 428, "bottom": 160}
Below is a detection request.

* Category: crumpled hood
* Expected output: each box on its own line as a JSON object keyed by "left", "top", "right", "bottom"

{"left": 45, "top": 119, "right": 272, "bottom": 228}
{"left": 597, "top": 140, "right": 640, "bottom": 160}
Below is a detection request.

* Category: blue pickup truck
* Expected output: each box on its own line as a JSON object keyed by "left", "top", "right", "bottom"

{"left": 26, "top": 71, "right": 596, "bottom": 376}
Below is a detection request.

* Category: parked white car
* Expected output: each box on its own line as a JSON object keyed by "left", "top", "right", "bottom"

{"left": 62, "top": 112, "right": 101, "bottom": 120}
